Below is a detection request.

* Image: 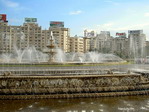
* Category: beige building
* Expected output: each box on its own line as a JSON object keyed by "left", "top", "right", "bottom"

{"left": 21, "top": 23, "right": 43, "bottom": 50}
{"left": 90, "top": 37, "right": 97, "bottom": 51}
{"left": 0, "top": 20, "right": 70, "bottom": 53}
{"left": 1, "top": 19, "right": 148, "bottom": 57}
{"left": 83, "top": 37, "right": 91, "bottom": 52}
{"left": 0, "top": 22, "right": 10, "bottom": 53}
{"left": 41, "top": 29, "right": 50, "bottom": 49}
{"left": 0, "top": 22, "right": 24, "bottom": 53}
{"left": 0, "top": 22, "right": 44, "bottom": 53}
{"left": 49, "top": 27, "right": 70, "bottom": 52}
{"left": 69, "top": 36, "right": 84, "bottom": 53}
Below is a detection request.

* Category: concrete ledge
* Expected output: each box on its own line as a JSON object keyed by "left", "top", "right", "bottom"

{"left": 0, "top": 73, "right": 146, "bottom": 99}
{"left": 0, "top": 90, "right": 148, "bottom": 100}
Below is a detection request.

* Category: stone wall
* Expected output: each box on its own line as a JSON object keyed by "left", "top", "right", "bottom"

{"left": 0, "top": 74, "right": 148, "bottom": 99}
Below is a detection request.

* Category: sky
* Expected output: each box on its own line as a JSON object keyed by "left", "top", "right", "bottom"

{"left": 0, "top": 0, "right": 149, "bottom": 39}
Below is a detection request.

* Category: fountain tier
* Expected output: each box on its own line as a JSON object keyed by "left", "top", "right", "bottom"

{"left": 0, "top": 69, "right": 149, "bottom": 99}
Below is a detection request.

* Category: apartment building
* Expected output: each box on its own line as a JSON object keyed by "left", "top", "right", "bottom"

{"left": 0, "top": 15, "right": 148, "bottom": 57}
{"left": 128, "top": 30, "right": 146, "bottom": 48}
{"left": 49, "top": 27, "right": 69, "bottom": 52}
{"left": 69, "top": 36, "right": 84, "bottom": 53}
{"left": 83, "top": 37, "right": 91, "bottom": 53}
{"left": 0, "top": 21, "right": 44, "bottom": 53}
{"left": 112, "top": 37, "right": 129, "bottom": 58}
{"left": 95, "top": 31, "right": 112, "bottom": 53}
{"left": 0, "top": 18, "right": 70, "bottom": 53}
{"left": 128, "top": 30, "right": 146, "bottom": 57}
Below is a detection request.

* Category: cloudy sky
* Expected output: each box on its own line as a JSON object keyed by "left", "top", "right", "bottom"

{"left": 0, "top": 0, "right": 149, "bottom": 39}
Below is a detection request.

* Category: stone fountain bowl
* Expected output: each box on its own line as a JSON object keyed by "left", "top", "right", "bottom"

{"left": 0, "top": 71, "right": 149, "bottom": 99}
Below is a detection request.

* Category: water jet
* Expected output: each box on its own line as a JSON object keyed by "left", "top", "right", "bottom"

{"left": 0, "top": 32, "right": 148, "bottom": 99}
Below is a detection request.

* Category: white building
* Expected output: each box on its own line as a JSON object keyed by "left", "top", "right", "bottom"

{"left": 128, "top": 30, "right": 146, "bottom": 58}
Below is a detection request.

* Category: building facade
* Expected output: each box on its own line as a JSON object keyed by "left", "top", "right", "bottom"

{"left": 83, "top": 37, "right": 91, "bottom": 53}
{"left": 0, "top": 22, "right": 44, "bottom": 53}
{"left": 49, "top": 27, "right": 69, "bottom": 52}
{"left": 0, "top": 19, "right": 70, "bottom": 53}
{"left": 128, "top": 30, "right": 146, "bottom": 58}
{"left": 112, "top": 37, "right": 129, "bottom": 58}
{"left": 0, "top": 15, "right": 148, "bottom": 59}
{"left": 145, "top": 41, "right": 149, "bottom": 56}
{"left": 95, "top": 31, "right": 112, "bottom": 53}
{"left": 69, "top": 36, "right": 84, "bottom": 53}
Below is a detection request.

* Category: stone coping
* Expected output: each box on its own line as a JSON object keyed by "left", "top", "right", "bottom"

{"left": 0, "top": 90, "right": 148, "bottom": 99}
{"left": 0, "top": 74, "right": 140, "bottom": 79}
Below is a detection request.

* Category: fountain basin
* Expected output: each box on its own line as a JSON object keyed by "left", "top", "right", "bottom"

{"left": 0, "top": 73, "right": 148, "bottom": 99}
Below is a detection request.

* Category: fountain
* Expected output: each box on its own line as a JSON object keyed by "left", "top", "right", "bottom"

{"left": 0, "top": 31, "right": 149, "bottom": 100}
{"left": 45, "top": 32, "right": 56, "bottom": 63}
{"left": 129, "top": 34, "right": 146, "bottom": 64}
{"left": 0, "top": 31, "right": 125, "bottom": 64}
